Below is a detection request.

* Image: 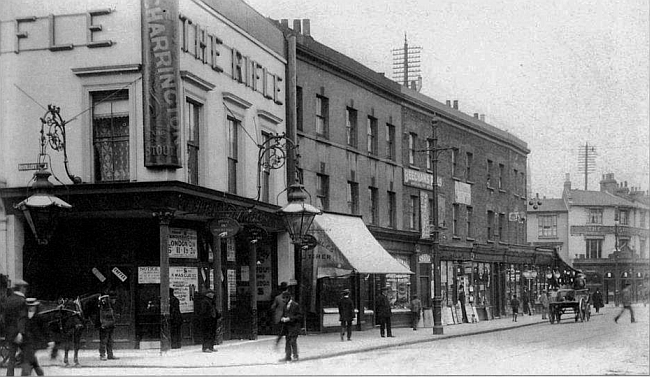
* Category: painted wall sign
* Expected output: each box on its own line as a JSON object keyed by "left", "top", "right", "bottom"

{"left": 137, "top": 266, "right": 198, "bottom": 313}
{"left": 168, "top": 228, "right": 198, "bottom": 258}
{"left": 420, "top": 191, "right": 430, "bottom": 239}
{"left": 112, "top": 267, "right": 127, "bottom": 282}
{"left": 403, "top": 168, "right": 442, "bottom": 190}
{"left": 142, "top": 0, "right": 181, "bottom": 167}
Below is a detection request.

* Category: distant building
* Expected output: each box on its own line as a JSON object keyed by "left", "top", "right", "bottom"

{"left": 528, "top": 173, "right": 649, "bottom": 303}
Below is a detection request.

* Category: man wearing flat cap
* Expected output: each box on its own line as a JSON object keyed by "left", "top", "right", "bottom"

{"left": 197, "top": 289, "right": 220, "bottom": 352}
{"left": 3, "top": 279, "right": 29, "bottom": 376}
{"left": 337, "top": 289, "right": 355, "bottom": 341}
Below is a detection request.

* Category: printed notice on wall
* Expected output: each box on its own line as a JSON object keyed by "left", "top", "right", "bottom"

{"left": 226, "top": 239, "right": 236, "bottom": 262}
{"left": 168, "top": 228, "right": 198, "bottom": 259}
{"left": 137, "top": 266, "right": 198, "bottom": 313}
{"left": 227, "top": 269, "right": 236, "bottom": 309}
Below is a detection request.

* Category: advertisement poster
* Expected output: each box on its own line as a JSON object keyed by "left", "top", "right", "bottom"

{"left": 168, "top": 228, "right": 198, "bottom": 259}
{"left": 137, "top": 266, "right": 198, "bottom": 313}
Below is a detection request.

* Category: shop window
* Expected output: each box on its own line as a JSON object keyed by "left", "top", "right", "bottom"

{"left": 386, "top": 255, "right": 411, "bottom": 309}
{"left": 92, "top": 90, "right": 130, "bottom": 182}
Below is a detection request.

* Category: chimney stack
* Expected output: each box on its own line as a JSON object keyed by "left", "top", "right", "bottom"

{"left": 473, "top": 113, "right": 479, "bottom": 118}
{"left": 453, "top": 100, "right": 458, "bottom": 110}
{"left": 480, "top": 114, "right": 485, "bottom": 122}
{"left": 293, "top": 19, "right": 301, "bottom": 34}
{"left": 563, "top": 173, "right": 572, "bottom": 192}
{"left": 280, "top": 19, "right": 289, "bottom": 28}
{"left": 446, "top": 100, "right": 451, "bottom": 107}
{"left": 302, "top": 19, "right": 310, "bottom": 36}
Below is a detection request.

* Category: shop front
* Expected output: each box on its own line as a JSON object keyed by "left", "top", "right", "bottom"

{"left": 1, "top": 181, "right": 286, "bottom": 348}
{"left": 300, "top": 213, "right": 413, "bottom": 333}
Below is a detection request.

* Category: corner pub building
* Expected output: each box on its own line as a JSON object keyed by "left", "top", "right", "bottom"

{"left": 0, "top": 0, "right": 295, "bottom": 347}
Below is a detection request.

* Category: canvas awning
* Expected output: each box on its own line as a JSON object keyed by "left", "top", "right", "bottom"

{"left": 308, "top": 213, "right": 413, "bottom": 278}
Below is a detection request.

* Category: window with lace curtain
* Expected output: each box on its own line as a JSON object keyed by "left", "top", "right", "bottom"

{"left": 92, "top": 90, "right": 129, "bottom": 182}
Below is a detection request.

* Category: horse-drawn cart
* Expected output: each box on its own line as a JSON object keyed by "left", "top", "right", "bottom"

{"left": 548, "top": 288, "right": 591, "bottom": 324}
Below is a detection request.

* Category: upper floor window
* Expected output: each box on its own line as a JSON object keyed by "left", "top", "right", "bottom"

{"left": 186, "top": 99, "right": 202, "bottom": 185}
{"left": 92, "top": 90, "right": 130, "bottom": 182}
{"left": 586, "top": 239, "right": 602, "bottom": 259}
{"left": 409, "top": 133, "right": 417, "bottom": 165}
{"left": 466, "top": 206, "right": 473, "bottom": 238}
{"left": 520, "top": 172, "right": 526, "bottom": 196}
{"left": 347, "top": 181, "right": 359, "bottom": 215}
{"left": 641, "top": 212, "right": 647, "bottom": 228}
{"left": 452, "top": 204, "right": 459, "bottom": 236}
{"left": 386, "top": 124, "right": 395, "bottom": 161}
{"left": 466, "top": 152, "right": 473, "bottom": 181}
{"left": 410, "top": 195, "right": 420, "bottom": 230}
{"left": 367, "top": 116, "right": 378, "bottom": 155}
{"left": 487, "top": 210, "right": 495, "bottom": 241}
{"left": 538, "top": 215, "right": 557, "bottom": 237}
{"left": 296, "top": 86, "right": 303, "bottom": 131}
{"left": 260, "top": 132, "right": 272, "bottom": 202}
{"left": 498, "top": 213, "right": 506, "bottom": 242}
{"left": 227, "top": 116, "right": 239, "bottom": 194}
{"left": 486, "top": 160, "right": 493, "bottom": 188}
{"left": 618, "top": 209, "right": 629, "bottom": 225}
{"left": 498, "top": 164, "right": 505, "bottom": 190}
{"left": 316, "top": 95, "right": 329, "bottom": 137}
{"left": 317, "top": 174, "right": 330, "bottom": 211}
{"left": 587, "top": 209, "right": 603, "bottom": 224}
{"left": 369, "top": 186, "right": 378, "bottom": 225}
{"left": 387, "top": 191, "right": 396, "bottom": 228}
{"left": 451, "top": 149, "right": 459, "bottom": 178}
{"left": 513, "top": 169, "right": 519, "bottom": 194}
{"left": 346, "top": 107, "right": 358, "bottom": 147}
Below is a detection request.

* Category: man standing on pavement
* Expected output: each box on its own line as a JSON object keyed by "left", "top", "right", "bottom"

{"left": 97, "top": 294, "right": 118, "bottom": 361}
{"left": 280, "top": 291, "right": 302, "bottom": 363}
{"left": 511, "top": 294, "right": 520, "bottom": 322}
{"left": 458, "top": 285, "right": 468, "bottom": 323}
{"left": 3, "top": 279, "right": 28, "bottom": 376}
{"left": 614, "top": 283, "right": 635, "bottom": 323}
{"left": 169, "top": 288, "right": 183, "bottom": 349}
{"left": 19, "top": 298, "right": 46, "bottom": 376}
{"left": 409, "top": 294, "right": 422, "bottom": 330}
{"left": 539, "top": 290, "right": 549, "bottom": 320}
{"left": 198, "top": 289, "right": 220, "bottom": 352}
{"left": 271, "top": 282, "right": 289, "bottom": 346}
{"left": 592, "top": 288, "right": 604, "bottom": 314}
{"left": 337, "top": 289, "right": 354, "bottom": 341}
{"left": 375, "top": 287, "right": 393, "bottom": 337}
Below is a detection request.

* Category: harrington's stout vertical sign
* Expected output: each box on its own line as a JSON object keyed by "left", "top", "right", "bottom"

{"left": 142, "top": 0, "right": 181, "bottom": 167}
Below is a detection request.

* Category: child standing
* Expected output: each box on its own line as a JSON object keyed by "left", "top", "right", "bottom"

{"left": 511, "top": 295, "right": 520, "bottom": 322}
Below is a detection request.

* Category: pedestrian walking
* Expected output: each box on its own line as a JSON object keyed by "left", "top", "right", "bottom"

{"left": 3, "top": 279, "right": 29, "bottom": 376}
{"left": 337, "top": 289, "right": 354, "bottom": 341}
{"left": 592, "top": 288, "right": 604, "bottom": 314}
{"left": 270, "top": 282, "right": 289, "bottom": 346}
{"left": 511, "top": 295, "right": 520, "bottom": 322}
{"left": 539, "top": 290, "right": 549, "bottom": 320}
{"left": 458, "top": 285, "right": 468, "bottom": 323}
{"left": 19, "top": 298, "right": 47, "bottom": 376}
{"left": 96, "top": 294, "right": 118, "bottom": 361}
{"left": 169, "top": 288, "right": 182, "bottom": 349}
{"left": 409, "top": 294, "right": 422, "bottom": 330}
{"left": 375, "top": 287, "right": 393, "bottom": 337}
{"left": 614, "top": 283, "right": 635, "bottom": 323}
{"left": 522, "top": 289, "right": 530, "bottom": 316}
{"left": 197, "top": 289, "right": 220, "bottom": 352}
{"left": 279, "top": 291, "right": 302, "bottom": 363}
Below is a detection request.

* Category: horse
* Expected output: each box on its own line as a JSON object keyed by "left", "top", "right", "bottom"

{"left": 40, "top": 293, "right": 100, "bottom": 367}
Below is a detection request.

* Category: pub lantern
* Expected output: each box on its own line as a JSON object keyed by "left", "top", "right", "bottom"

{"left": 278, "top": 183, "right": 321, "bottom": 244}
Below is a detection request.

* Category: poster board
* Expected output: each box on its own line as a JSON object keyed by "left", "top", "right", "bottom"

{"left": 136, "top": 266, "right": 198, "bottom": 313}
{"left": 442, "top": 307, "right": 454, "bottom": 325}
{"left": 471, "top": 306, "right": 480, "bottom": 323}
{"left": 455, "top": 304, "right": 464, "bottom": 324}
{"left": 450, "top": 306, "right": 458, "bottom": 324}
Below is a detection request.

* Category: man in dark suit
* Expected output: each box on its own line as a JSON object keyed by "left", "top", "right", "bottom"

{"left": 375, "top": 287, "right": 393, "bottom": 338}
{"left": 197, "top": 289, "right": 220, "bottom": 352}
{"left": 3, "top": 279, "right": 29, "bottom": 376}
{"left": 337, "top": 289, "right": 355, "bottom": 341}
{"left": 270, "top": 282, "right": 289, "bottom": 346}
{"left": 279, "top": 291, "right": 302, "bottom": 363}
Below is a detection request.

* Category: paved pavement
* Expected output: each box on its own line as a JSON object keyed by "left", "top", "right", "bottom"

{"left": 29, "top": 309, "right": 552, "bottom": 369}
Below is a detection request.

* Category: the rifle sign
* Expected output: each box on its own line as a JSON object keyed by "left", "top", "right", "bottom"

{"left": 18, "top": 162, "right": 48, "bottom": 171}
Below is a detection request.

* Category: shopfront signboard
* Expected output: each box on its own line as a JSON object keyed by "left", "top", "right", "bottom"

{"left": 209, "top": 218, "right": 240, "bottom": 238}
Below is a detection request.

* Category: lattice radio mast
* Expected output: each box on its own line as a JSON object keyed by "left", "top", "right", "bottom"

{"left": 392, "top": 33, "right": 422, "bottom": 91}
{"left": 577, "top": 142, "right": 597, "bottom": 190}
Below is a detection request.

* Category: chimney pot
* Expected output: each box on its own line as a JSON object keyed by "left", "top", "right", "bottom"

{"left": 293, "top": 19, "right": 301, "bottom": 34}
{"left": 281, "top": 19, "right": 289, "bottom": 28}
{"left": 302, "top": 19, "right": 310, "bottom": 36}
{"left": 446, "top": 100, "right": 451, "bottom": 107}
{"left": 480, "top": 114, "right": 485, "bottom": 122}
{"left": 453, "top": 100, "right": 458, "bottom": 109}
{"left": 473, "top": 113, "right": 479, "bottom": 118}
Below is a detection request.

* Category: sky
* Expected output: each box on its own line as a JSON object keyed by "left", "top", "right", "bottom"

{"left": 244, "top": 0, "right": 650, "bottom": 198}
